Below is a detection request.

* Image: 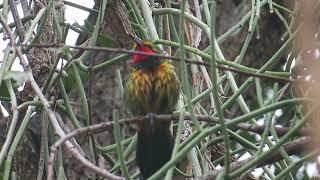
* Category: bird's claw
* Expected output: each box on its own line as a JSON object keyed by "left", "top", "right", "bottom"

{"left": 146, "top": 113, "right": 156, "bottom": 132}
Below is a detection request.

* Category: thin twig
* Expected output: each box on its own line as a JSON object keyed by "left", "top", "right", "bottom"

{"left": 47, "top": 120, "right": 119, "bottom": 180}
{"left": 64, "top": 0, "right": 98, "bottom": 13}
{"left": 8, "top": 0, "right": 26, "bottom": 41}
{"left": 48, "top": 113, "right": 312, "bottom": 155}
{"left": 0, "top": 14, "right": 34, "bottom": 33}
{"left": 26, "top": 43, "right": 294, "bottom": 82}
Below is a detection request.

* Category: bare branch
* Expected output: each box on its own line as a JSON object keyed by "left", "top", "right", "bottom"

{"left": 26, "top": 43, "right": 294, "bottom": 83}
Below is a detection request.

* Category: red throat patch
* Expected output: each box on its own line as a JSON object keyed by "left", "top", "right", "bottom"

{"left": 132, "top": 46, "right": 156, "bottom": 63}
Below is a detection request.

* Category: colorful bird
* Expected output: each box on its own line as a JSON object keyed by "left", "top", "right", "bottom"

{"left": 124, "top": 38, "right": 180, "bottom": 179}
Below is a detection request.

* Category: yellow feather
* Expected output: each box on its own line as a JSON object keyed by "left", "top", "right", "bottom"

{"left": 125, "top": 59, "right": 179, "bottom": 115}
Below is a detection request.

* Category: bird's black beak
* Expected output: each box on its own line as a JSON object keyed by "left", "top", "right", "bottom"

{"left": 131, "top": 35, "right": 143, "bottom": 46}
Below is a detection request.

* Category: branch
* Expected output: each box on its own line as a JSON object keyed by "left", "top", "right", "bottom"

{"left": 198, "top": 137, "right": 316, "bottom": 180}
{"left": 47, "top": 114, "right": 313, "bottom": 180}
{"left": 64, "top": 1, "right": 98, "bottom": 14}
{"left": 47, "top": 120, "right": 122, "bottom": 180}
{"left": 50, "top": 113, "right": 312, "bottom": 145}
{"left": 236, "top": 123, "right": 311, "bottom": 136}
{"left": 8, "top": 0, "right": 26, "bottom": 41}
{"left": 135, "top": 114, "right": 312, "bottom": 137}
{"left": 0, "top": 14, "right": 34, "bottom": 33}
{"left": 26, "top": 43, "right": 294, "bottom": 83}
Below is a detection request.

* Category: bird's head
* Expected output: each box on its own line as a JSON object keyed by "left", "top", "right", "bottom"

{"left": 131, "top": 37, "right": 162, "bottom": 69}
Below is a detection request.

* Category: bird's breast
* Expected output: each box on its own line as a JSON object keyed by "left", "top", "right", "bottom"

{"left": 125, "top": 61, "right": 180, "bottom": 116}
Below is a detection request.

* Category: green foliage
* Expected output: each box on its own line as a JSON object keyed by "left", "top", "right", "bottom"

{"left": 0, "top": 83, "right": 10, "bottom": 101}
{"left": 62, "top": 68, "right": 89, "bottom": 93}
{"left": 0, "top": 71, "right": 27, "bottom": 101}
{"left": 3, "top": 71, "right": 28, "bottom": 87}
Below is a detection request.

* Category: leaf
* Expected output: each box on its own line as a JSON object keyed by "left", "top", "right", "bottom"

{"left": 97, "top": 34, "right": 113, "bottom": 47}
{"left": 0, "top": 71, "right": 26, "bottom": 101}
{"left": 83, "top": 20, "right": 94, "bottom": 32}
{"left": 3, "top": 71, "right": 28, "bottom": 87}
{"left": 0, "top": 83, "right": 10, "bottom": 101}
{"left": 62, "top": 68, "right": 89, "bottom": 93}
{"left": 71, "top": 22, "right": 82, "bottom": 29}
{"left": 61, "top": 46, "right": 72, "bottom": 58}
{"left": 76, "top": 20, "right": 114, "bottom": 47}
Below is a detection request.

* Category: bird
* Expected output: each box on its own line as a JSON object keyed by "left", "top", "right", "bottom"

{"left": 124, "top": 37, "right": 180, "bottom": 179}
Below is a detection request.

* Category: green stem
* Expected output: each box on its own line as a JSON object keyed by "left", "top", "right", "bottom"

{"left": 209, "top": 1, "right": 230, "bottom": 178}
{"left": 229, "top": 106, "right": 312, "bottom": 178}
{"left": 164, "top": 110, "right": 185, "bottom": 179}
{"left": 0, "top": 46, "right": 10, "bottom": 87}
{"left": 58, "top": 79, "right": 82, "bottom": 128}
{"left": 3, "top": 107, "right": 33, "bottom": 180}
{"left": 113, "top": 110, "right": 131, "bottom": 179}
{"left": 0, "top": 80, "right": 18, "bottom": 167}
{"left": 273, "top": 151, "right": 318, "bottom": 180}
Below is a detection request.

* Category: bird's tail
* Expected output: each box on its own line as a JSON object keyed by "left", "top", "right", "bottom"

{"left": 136, "top": 122, "right": 174, "bottom": 179}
